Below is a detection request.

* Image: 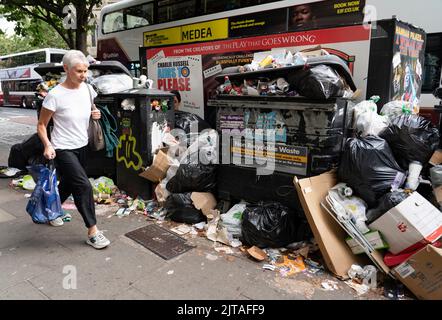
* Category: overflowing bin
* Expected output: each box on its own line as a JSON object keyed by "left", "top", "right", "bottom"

{"left": 209, "top": 95, "right": 354, "bottom": 213}
{"left": 109, "top": 89, "right": 174, "bottom": 199}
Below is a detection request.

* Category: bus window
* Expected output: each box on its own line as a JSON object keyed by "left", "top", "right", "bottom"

{"left": 0, "top": 51, "right": 46, "bottom": 68}
{"left": 103, "top": 2, "right": 154, "bottom": 34}
{"left": 50, "top": 53, "right": 65, "bottom": 63}
{"left": 203, "top": 0, "right": 229, "bottom": 14}
{"left": 103, "top": 10, "right": 125, "bottom": 33}
{"left": 18, "top": 81, "right": 28, "bottom": 92}
{"left": 125, "top": 3, "right": 152, "bottom": 29}
{"left": 158, "top": 0, "right": 197, "bottom": 24}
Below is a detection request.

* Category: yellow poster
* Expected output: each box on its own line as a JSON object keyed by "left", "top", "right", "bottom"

{"left": 143, "top": 19, "right": 228, "bottom": 47}
{"left": 143, "top": 26, "right": 181, "bottom": 47}
{"left": 181, "top": 19, "right": 228, "bottom": 44}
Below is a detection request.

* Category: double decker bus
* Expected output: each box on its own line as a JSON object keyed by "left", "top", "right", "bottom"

{"left": 97, "top": 0, "right": 441, "bottom": 110}
{"left": 0, "top": 48, "right": 67, "bottom": 108}
{"left": 97, "top": 0, "right": 282, "bottom": 76}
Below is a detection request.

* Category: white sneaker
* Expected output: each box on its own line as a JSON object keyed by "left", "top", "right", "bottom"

{"left": 86, "top": 231, "right": 110, "bottom": 249}
{"left": 49, "top": 217, "right": 64, "bottom": 227}
{"left": 61, "top": 212, "right": 72, "bottom": 222}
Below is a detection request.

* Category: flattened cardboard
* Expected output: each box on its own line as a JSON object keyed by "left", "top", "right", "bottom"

{"left": 294, "top": 172, "right": 367, "bottom": 279}
{"left": 346, "top": 230, "right": 389, "bottom": 255}
{"left": 393, "top": 244, "right": 442, "bottom": 300}
{"left": 191, "top": 192, "right": 217, "bottom": 216}
{"left": 299, "top": 45, "right": 328, "bottom": 57}
{"left": 139, "top": 148, "right": 170, "bottom": 183}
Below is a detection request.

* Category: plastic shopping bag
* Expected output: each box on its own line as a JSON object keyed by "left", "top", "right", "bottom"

{"left": 26, "top": 164, "right": 63, "bottom": 224}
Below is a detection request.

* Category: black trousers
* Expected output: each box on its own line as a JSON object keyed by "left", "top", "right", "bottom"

{"left": 55, "top": 146, "right": 96, "bottom": 228}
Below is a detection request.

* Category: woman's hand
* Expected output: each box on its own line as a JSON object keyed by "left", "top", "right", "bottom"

{"left": 44, "top": 144, "right": 56, "bottom": 160}
{"left": 91, "top": 107, "right": 101, "bottom": 120}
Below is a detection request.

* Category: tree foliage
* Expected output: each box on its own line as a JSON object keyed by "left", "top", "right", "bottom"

{"left": 0, "top": 0, "right": 102, "bottom": 53}
{"left": 0, "top": 18, "right": 68, "bottom": 56}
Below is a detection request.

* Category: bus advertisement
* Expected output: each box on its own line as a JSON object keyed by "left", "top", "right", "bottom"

{"left": 97, "top": 0, "right": 441, "bottom": 115}
{"left": 144, "top": 0, "right": 371, "bottom": 118}
{"left": 146, "top": 24, "right": 372, "bottom": 118}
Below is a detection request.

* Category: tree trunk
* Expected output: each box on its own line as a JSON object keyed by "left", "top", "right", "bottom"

{"left": 75, "top": 3, "right": 88, "bottom": 54}
{"left": 75, "top": 28, "right": 88, "bottom": 54}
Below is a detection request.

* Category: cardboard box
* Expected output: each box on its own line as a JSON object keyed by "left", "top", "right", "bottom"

{"left": 384, "top": 240, "right": 442, "bottom": 267}
{"left": 191, "top": 192, "right": 217, "bottom": 216}
{"left": 294, "top": 172, "right": 368, "bottom": 279}
{"left": 393, "top": 244, "right": 442, "bottom": 300}
{"left": 299, "top": 45, "right": 329, "bottom": 58}
{"left": 346, "top": 230, "right": 389, "bottom": 255}
{"left": 429, "top": 149, "right": 442, "bottom": 166}
{"left": 139, "top": 148, "right": 170, "bottom": 183}
{"left": 369, "top": 192, "right": 442, "bottom": 254}
{"left": 433, "top": 185, "right": 442, "bottom": 205}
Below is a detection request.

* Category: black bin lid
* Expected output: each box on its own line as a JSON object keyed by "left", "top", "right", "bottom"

{"left": 34, "top": 60, "right": 132, "bottom": 77}
{"left": 111, "top": 88, "right": 175, "bottom": 97}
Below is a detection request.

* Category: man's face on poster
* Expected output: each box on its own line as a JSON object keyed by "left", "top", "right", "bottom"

{"left": 292, "top": 5, "right": 313, "bottom": 27}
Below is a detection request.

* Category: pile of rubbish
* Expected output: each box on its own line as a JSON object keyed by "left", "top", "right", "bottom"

{"left": 317, "top": 95, "right": 442, "bottom": 299}
{"left": 86, "top": 176, "right": 165, "bottom": 219}
{"left": 215, "top": 46, "right": 355, "bottom": 100}
{"left": 137, "top": 111, "right": 312, "bottom": 255}
{"left": 37, "top": 60, "right": 133, "bottom": 95}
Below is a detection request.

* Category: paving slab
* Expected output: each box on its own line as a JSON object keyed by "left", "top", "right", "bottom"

{"left": 26, "top": 238, "right": 166, "bottom": 300}
{"left": 0, "top": 207, "right": 16, "bottom": 223}
{"left": 110, "top": 285, "right": 153, "bottom": 300}
{"left": 0, "top": 280, "right": 50, "bottom": 300}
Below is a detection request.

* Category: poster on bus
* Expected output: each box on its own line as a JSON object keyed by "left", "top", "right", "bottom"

{"left": 287, "top": 0, "right": 366, "bottom": 32}
{"left": 147, "top": 54, "right": 204, "bottom": 118}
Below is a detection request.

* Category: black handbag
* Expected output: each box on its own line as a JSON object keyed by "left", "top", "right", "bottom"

{"left": 86, "top": 84, "right": 105, "bottom": 151}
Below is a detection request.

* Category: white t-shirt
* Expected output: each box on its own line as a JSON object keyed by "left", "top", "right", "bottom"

{"left": 43, "top": 82, "right": 97, "bottom": 150}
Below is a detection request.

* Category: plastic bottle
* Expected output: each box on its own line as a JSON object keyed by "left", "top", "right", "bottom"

{"left": 405, "top": 161, "right": 422, "bottom": 190}
{"left": 362, "top": 265, "right": 377, "bottom": 289}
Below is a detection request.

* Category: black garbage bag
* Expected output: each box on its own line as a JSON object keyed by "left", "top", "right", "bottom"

{"left": 288, "top": 64, "right": 346, "bottom": 99}
{"left": 164, "top": 193, "right": 206, "bottom": 224}
{"left": 338, "top": 136, "right": 405, "bottom": 208}
{"left": 8, "top": 134, "right": 44, "bottom": 170}
{"left": 379, "top": 115, "right": 440, "bottom": 170}
{"left": 366, "top": 191, "right": 409, "bottom": 225}
{"left": 166, "top": 164, "right": 217, "bottom": 193}
{"left": 174, "top": 111, "right": 212, "bottom": 134}
{"left": 8, "top": 143, "right": 27, "bottom": 170}
{"left": 241, "top": 201, "right": 299, "bottom": 248}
